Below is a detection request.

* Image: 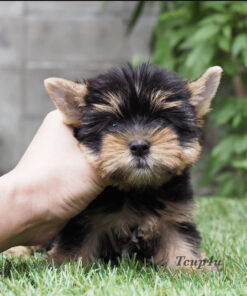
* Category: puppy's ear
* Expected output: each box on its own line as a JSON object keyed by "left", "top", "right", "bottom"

{"left": 44, "top": 78, "right": 87, "bottom": 126}
{"left": 188, "top": 66, "right": 223, "bottom": 117}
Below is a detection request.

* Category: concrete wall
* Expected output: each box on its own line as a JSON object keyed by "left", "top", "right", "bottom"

{"left": 0, "top": 1, "right": 158, "bottom": 174}
{"left": 0, "top": 1, "right": 216, "bottom": 196}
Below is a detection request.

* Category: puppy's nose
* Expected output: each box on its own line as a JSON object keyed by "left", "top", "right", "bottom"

{"left": 130, "top": 140, "right": 150, "bottom": 157}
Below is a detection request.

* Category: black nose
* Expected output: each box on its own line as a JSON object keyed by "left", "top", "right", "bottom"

{"left": 130, "top": 140, "right": 150, "bottom": 157}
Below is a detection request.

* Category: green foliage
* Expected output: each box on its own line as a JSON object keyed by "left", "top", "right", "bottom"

{"left": 129, "top": 1, "right": 247, "bottom": 79}
{"left": 128, "top": 1, "right": 247, "bottom": 197}
{"left": 203, "top": 98, "right": 247, "bottom": 198}
{"left": 126, "top": 1, "right": 145, "bottom": 35}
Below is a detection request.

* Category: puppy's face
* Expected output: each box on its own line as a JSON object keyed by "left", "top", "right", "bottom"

{"left": 45, "top": 64, "right": 222, "bottom": 188}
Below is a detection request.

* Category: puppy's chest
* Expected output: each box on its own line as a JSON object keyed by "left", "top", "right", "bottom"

{"left": 59, "top": 187, "right": 172, "bottom": 260}
{"left": 90, "top": 206, "right": 161, "bottom": 259}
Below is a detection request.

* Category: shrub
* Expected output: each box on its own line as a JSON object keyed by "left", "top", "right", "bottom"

{"left": 128, "top": 1, "right": 247, "bottom": 197}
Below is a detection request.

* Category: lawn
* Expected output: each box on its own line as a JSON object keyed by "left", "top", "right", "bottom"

{"left": 0, "top": 197, "right": 246, "bottom": 296}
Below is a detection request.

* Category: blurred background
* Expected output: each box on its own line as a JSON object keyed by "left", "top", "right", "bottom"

{"left": 0, "top": 1, "right": 246, "bottom": 198}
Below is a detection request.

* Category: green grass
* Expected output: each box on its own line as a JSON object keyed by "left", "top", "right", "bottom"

{"left": 1, "top": 198, "right": 247, "bottom": 296}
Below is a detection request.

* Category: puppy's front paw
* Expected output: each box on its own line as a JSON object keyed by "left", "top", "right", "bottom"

{"left": 3, "top": 246, "right": 38, "bottom": 257}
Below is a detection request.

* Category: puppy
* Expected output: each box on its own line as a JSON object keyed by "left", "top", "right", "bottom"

{"left": 6, "top": 63, "right": 222, "bottom": 268}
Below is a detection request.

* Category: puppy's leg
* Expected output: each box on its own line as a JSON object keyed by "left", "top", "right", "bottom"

{"left": 3, "top": 246, "right": 40, "bottom": 257}
{"left": 47, "top": 234, "right": 99, "bottom": 265}
{"left": 151, "top": 199, "right": 216, "bottom": 270}
{"left": 153, "top": 222, "right": 202, "bottom": 269}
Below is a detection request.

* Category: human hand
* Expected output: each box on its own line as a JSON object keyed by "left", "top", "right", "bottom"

{"left": 0, "top": 110, "right": 104, "bottom": 250}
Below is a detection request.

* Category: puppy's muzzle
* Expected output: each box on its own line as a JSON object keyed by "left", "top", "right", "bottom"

{"left": 129, "top": 140, "right": 150, "bottom": 157}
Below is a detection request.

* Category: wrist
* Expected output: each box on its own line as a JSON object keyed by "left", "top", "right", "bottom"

{"left": 0, "top": 171, "right": 28, "bottom": 250}
{"left": 0, "top": 169, "right": 45, "bottom": 250}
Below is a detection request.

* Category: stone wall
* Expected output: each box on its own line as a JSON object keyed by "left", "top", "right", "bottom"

{"left": 0, "top": 1, "right": 158, "bottom": 173}
{"left": 0, "top": 1, "right": 217, "bottom": 196}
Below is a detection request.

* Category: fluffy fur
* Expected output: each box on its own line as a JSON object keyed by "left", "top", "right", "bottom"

{"left": 5, "top": 63, "right": 222, "bottom": 269}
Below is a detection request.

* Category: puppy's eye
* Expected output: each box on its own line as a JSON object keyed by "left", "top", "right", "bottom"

{"left": 112, "top": 122, "right": 118, "bottom": 128}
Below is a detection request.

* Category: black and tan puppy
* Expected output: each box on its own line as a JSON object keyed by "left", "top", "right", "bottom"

{"left": 6, "top": 63, "right": 222, "bottom": 268}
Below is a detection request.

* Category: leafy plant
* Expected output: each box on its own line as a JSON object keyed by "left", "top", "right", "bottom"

{"left": 203, "top": 97, "right": 247, "bottom": 198}
{"left": 128, "top": 1, "right": 247, "bottom": 197}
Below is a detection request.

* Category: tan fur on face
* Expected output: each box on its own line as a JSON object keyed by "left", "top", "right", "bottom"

{"left": 98, "top": 133, "right": 132, "bottom": 180}
{"left": 85, "top": 126, "right": 201, "bottom": 187}
{"left": 149, "top": 127, "right": 183, "bottom": 172}
{"left": 93, "top": 92, "right": 123, "bottom": 116}
{"left": 151, "top": 90, "right": 182, "bottom": 111}
{"left": 78, "top": 143, "right": 99, "bottom": 165}
{"left": 97, "top": 127, "right": 181, "bottom": 187}
{"left": 182, "top": 140, "right": 201, "bottom": 166}
{"left": 93, "top": 90, "right": 182, "bottom": 116}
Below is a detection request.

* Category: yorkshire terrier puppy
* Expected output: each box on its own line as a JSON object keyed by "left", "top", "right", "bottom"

{"left": 6, "top": 63, "right": 222, "bottom": 268}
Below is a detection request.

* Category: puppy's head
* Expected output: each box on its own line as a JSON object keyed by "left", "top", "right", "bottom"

{"left": 45, "top": 63, "right": 222, "bottom": 188}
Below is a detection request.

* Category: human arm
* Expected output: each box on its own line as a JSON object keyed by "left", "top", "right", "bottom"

{"left": 0, "top": 111, "right": 103, "bottom": 252}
